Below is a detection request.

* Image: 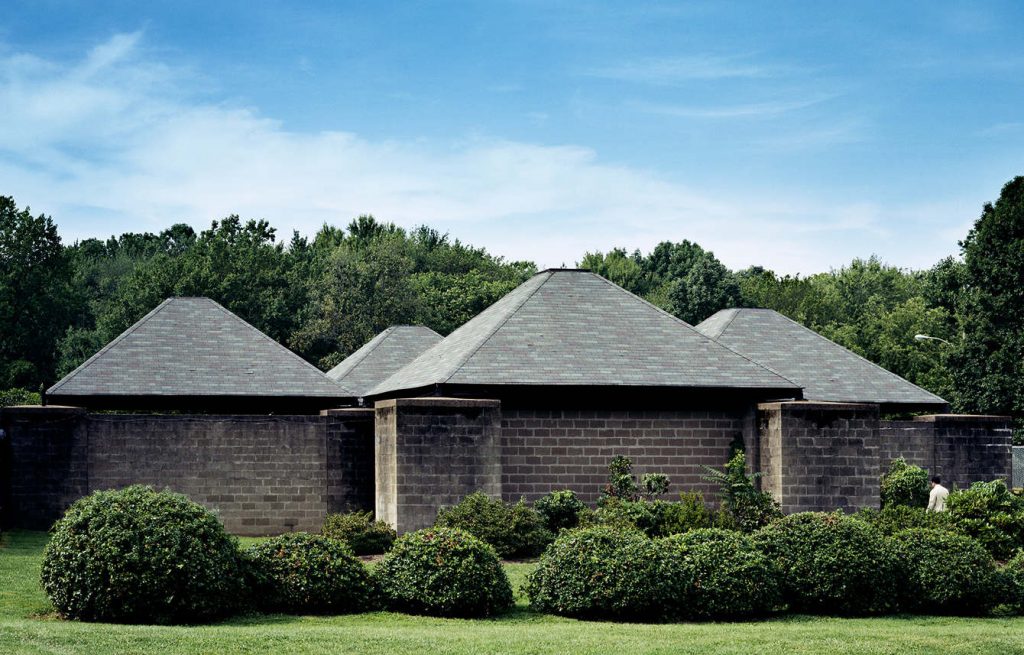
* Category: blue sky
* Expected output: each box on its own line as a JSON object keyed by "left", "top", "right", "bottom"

{"left": 2, "top": 1, "right": 1023, "bottom": 273}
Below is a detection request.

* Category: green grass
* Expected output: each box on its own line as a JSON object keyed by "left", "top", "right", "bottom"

{"left": 3, "top": 531, "right": 1024, "bottom": 654}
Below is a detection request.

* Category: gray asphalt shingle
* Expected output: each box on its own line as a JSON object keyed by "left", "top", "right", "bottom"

{"left": 695, "top": 308, "right": 948, "bottom": 408}
{"left": 369, "top": 270, "right": 802, "bottom": 396}
{"left": 48, "top": 297, "right": 352, "bottom": 398}
{"left": 326, "top": 325, "right": 443, "bottom": 396}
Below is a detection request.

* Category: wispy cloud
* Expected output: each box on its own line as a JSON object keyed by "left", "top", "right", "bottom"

{"left": 0, "top": 34, "right": 966, "bottom": 275}
{"left": 628, "top": 94, "right": 835, "bottom": 120}
{"left": 586, "top": 54, "right": 795, "bottom": 84}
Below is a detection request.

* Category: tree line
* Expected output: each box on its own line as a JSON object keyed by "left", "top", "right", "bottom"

{"left": 1, "top": 176, "right": 1022, "bottom": 440}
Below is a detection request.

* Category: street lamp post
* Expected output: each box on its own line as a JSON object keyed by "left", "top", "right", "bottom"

{"left": 914, "top": 334, "right": 952, "bottom": 346}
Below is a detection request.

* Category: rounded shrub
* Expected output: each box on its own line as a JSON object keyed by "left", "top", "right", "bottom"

{"left": 752, "top": 512, "right": 900, "bottom": 616}
{"left": 374, "top": 527, "right": 513, "bottom": 617}
{"left": 890, "top": 528, "right": 1000, "bottom": 615}
{"left": 322, "top": 511, "right": 396, "bottom": 555}
{"left": 434, "top": 492, "right": 552, "bottom": 558}
{"left": 526, "top": 526, "right": 667, "bottom": 620}
{"left": 880, "top": 458, "right": 930, "bottom": 508}
{"left": 41, "top": 485, "right": 243, "bottom": 624}
{"left": 243, "top": 532, "right": 376, "bottom": 614}
{"left": 659, "top": 528, "right": 781, "bottom": 620}
{"left": 534, "top": 490, "right": 586, "bottom": 532}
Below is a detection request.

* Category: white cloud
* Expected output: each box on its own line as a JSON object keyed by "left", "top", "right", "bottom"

{"left": 0, "top": 34, "right": 970, "bottom": 275}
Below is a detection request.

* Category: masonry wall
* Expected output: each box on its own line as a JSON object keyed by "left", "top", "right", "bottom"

{"left": 500, "top": 408, "right": 746, "bottom": 504}
{"left": 0, "top": 407, "right": 374, "bottom": 535}
{"left": 758, "top": 402, "right": 881, "bottom": 513}
{"left": 375, "top": 398, "right": 501, "bottom": 533}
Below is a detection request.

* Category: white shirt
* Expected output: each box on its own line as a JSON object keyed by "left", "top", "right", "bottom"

{"left": 928, "top": 484, "right": 949, "bottom": 512}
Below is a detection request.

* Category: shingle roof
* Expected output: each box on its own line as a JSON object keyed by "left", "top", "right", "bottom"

{"left": 48, "top": 297, "right": 352, "bottom": 399}
{"left": 326, "top": 326, "right": 443, "bottom": 396}
{"left": 368, "top": 270, "right": 801, "bottom": 397}
{"left": 695, "top": 308, "right": 948, "bottom": 408}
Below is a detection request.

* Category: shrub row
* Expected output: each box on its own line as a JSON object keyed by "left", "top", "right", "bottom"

{"left": 42, "top": 487, "right": 512, "bottom": 623}
{"left": 527, "top": 512, "right": 1016, "bottom": 621}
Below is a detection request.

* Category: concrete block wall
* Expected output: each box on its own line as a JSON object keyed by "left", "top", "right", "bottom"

{"left": 1, "top": 407, "right": 376, "bottom": 535}
{"left": 928, "top": 415, "right": 1013, "bottom": 489}
{"left": 879, "top": 420, "right": 935, "bottom": 472}
{"left": 375, "top": 398, "right": 502, "bottom": 533}
{"left": 758, "top": 402, "right": 881, "bottom": 513}
{"left": 1, "top": 406, "right": 89, "bottom": 530}
{"left": 501, "top": 408, "right": 744, "bottom": 504}
{"left": 86, "top": 415, "right": 328, "bottom": 534}
{"left": 325, "top": 408, "right": 375, "bottom": 513}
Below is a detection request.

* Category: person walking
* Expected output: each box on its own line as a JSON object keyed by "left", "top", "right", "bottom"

{"left": 927, "top": 476, "right": 949, "bottom": 512}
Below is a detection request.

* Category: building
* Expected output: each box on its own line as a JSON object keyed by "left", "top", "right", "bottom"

{"left": 0, "top": 272, "right": 1013, "bottom": 535}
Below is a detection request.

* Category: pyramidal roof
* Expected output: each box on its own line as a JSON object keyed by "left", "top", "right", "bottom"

{"left": 695, "top": 308, "right": 948, "bottom": 409}
{"left": 368, "top": 270, "right": 801, "bottom": 397}
{"left": 48, "top": 297, "right": 352, "bottom": 400}
{"left": 326, "top": 325, "right": 443, "bottom": 396}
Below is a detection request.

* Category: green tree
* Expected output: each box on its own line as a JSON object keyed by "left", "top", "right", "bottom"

{"left": 948, "top": 176, "right": 1024, "bottom": 433}
{"left": 0, "top": 197, "right": 78, "bottom": 387}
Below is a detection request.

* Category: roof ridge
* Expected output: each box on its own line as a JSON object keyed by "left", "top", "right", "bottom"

{"left": 588, "top": 275, "right": 802, "bottom": 389}
{"left": 439, "top": 270, "right": 554, "bottom": 385}
{"left": 204, "top": 299, "right": 353, "bottom": 393}
{"left": 48, "top": 298, "right": 175, "bottom": 394}
{"left": 331, "top": 327, "right": 395, "bottom": 380}
{"left": 764, "top": 309, "right": 946, "bottom": 402}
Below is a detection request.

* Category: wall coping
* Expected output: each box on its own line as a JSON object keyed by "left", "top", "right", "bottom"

{"left": 0, "top": 405, "right": 86, "bottom": 418}
{"left": 757, "top": 400, "right": 878, "bottom": 411}
{"left": 321, "top": 408, "right": 375, "bottom": 418}
{"left": 374, "top": 397, "right": 501, "bottom": 410}
{"left": 913, "top": 414, "right": 1013, "bottom": 424}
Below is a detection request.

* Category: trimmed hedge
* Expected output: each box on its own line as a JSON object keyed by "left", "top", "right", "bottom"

{"left": 322, "top": 511, "right": 396, "bottom": 555}
{"left": 890, "top": 528, "right": 999, "bottom": 615}
{"left": 752, "top": 512, "right": 900, "bottom": 615}
{"left": 374, "top": 528, "right": 513, "bottom": 617}
{"left": 243, "top": 532, "right": 376, "bottom": 614}
{"left": 435, "top": 492, "right": 552, "bottom": 558}
{"left": 526, "top": 526, "right": 666, "bottom": 620}
{"left": 947, "top": 480, "right": 1024, "bottom": 560}
{"left": 41, "top": 485, "right": 243, "bottom": 624}
{"left": 854, "top": 505, "right": 957, "bottom": 536}
{"left": 660, "top": 528, "right": 781, "bottom": 620}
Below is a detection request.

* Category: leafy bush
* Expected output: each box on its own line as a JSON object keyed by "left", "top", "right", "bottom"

{"left": 854, "top": 505, "right": 957, "bottom": 536}
{"left": 534, "top": 490, "right": 586, "bottom": 532}
{"left": 703, "top": 451, "right": 781, "bottom": 532}
{"left": 600, "top": 455, "right": 670, "bottom": 502}
{"left": 752, "top": 512, "right": 900, "bottom": 615}
{"left": 1003, "top": 551, "right": 1024, "bottom": 614}
{"left": 526, "top": 526, "right": 667, "bottom": 620}
{"left": 322, "top": 511, "right": 396, "bottom": 555}
{"left": 659, "top": 528, "right": 781, "bottom": 620}
{"left": 434, "top": 492, "right": 552, "bottom": 558}
{"left": 947, "top": 480, "right": 1024, "bottom": 560}
{"left": 243, "top": 532, "right": 376, "bottom": 614}
{"left": 890, "top": 528, "right": 1000, "bottom": 615}
{"left": 660, "top": 492, "right": 716, "bottom": 535}
{"left": 374, "top": 527, "right": 513, "bottom": 617}
{"left": 880, "top": 458, "right": 931, "bottom": 508}
{"left": 590, "top": 497, "right": 661, "bottom": 536}
{"left": 41, "top": 485, "right": 243, "bottom": 623}
{"left": 0, "top": 387, "right": 40, "bottom": 407}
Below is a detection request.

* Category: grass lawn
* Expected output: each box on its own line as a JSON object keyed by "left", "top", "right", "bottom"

{"left": 3, "top": 531, "right": 1024, "bottom": 654}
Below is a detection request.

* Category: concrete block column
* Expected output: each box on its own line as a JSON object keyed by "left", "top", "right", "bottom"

{"left": 374, "top": 397, "right": 502, "bottom": 533}
{"left": 758, "top": 401, "right": 881, "bottom": 514}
